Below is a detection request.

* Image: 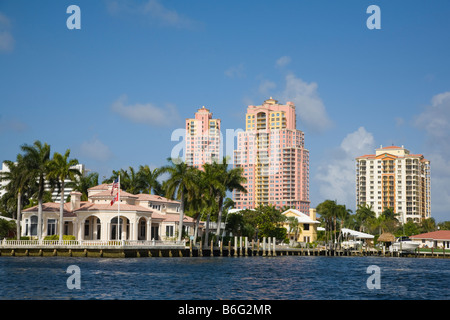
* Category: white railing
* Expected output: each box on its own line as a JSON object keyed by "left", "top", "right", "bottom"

{"left": 1, "top": 239, "right": 186, "bottom": 247}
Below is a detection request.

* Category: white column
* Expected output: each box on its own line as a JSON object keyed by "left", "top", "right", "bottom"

{"left": 107, "top": 222, "right": 111, "bottom": 240}
{"left": 132, "top": 217, "right": 139, "bottom": 241}
{"left": 147, "top": 218, "right": 152, "bottom": 241}
{"left": 78, "top": 222, "right": 84, "bottom": 240}
{"left": 121, "top": 217, "right": 126, "bottom": 240}
{"left": 93, "top": 218, "right": 97, "bottom": 240}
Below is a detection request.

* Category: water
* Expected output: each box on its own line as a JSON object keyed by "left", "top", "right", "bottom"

{"left": 0, "top": 256, "right": 448, "bottom": 300}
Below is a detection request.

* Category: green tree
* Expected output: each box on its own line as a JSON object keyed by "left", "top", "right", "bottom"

{"left": 287, "top": 216, "right": 301, "bottom": 244}
{"left": 200, "top": 162, "right": 223, "bottom": 245}
{"left": 403, "top": 220, "right": 420, "bottom": 236}
{"left": 355, "top": 203, "right": 376, "bottom": 233}
{"left": 0, "top": 219, "right": 16, "bottom": 238}
{"left": 316, "top": 200, "right": 337, "bottom": 242}
{"left": 437, "top": 221, "right": 450, "bottom": 230}
{"left": 336, "top": 204, "right": 352, "bottom": 243}
{"left": 137, "top": 165, "right": 163, "bottom": 195}
{"left": 67, "top": 172, "right": 99, "bottom": 201}
{"left": 21, "top": 141, "right": 53, "bottom": 241}
{"left": 212, "top": 158, "right": 247, "bottom": 239}
{"left": 47, "top": 149, "right": 81, "bottom": 243}
{"left": 0, "top": 155, "right": 36, "bottom": 239}
{"left": 249, "top": 205, "right": 286, "bottom": 240}
{"left": 420, "top": 218, "right": 436, "bottom": 233}
{"left": 161, "top": 158, "right": 198, "bottom": 243}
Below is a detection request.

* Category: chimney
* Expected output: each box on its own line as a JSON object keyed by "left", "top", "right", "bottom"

{"left": 309, "top": 208, "right": 317, "bottom": 221}
{"left": 70, "top": 191, "right": 82, "bottom": 211}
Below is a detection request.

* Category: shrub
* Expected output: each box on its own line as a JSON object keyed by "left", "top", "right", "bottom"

{"left": 44, "top": 235, "right": 76, "bottom": 240}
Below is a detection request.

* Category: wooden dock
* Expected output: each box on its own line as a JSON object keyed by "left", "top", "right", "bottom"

{"left": 1, "top": 237, "right": 448, "bottom": 258}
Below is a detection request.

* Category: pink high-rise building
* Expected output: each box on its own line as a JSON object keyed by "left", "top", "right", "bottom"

{"left": 185, "top": 106, "right": 221, "bottom": 169}
{"left": 233, "top": 98, "right": 310, "bottom": 212}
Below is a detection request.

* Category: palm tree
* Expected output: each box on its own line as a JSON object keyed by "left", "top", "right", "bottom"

{"left": 199, "top": 163, "right": 223, "bottom": 245}
{"left": 161, "top": 157, "right": 197, "bottom": 243}
{"left": 137, "top": 165, "right": 163, "bottom": 195}
{"left": 355, "top": 203, "right": 376, "bottom": 232}
{"left": 47, "top": 149, "right": 81, "bottom": 243}
{"left": 211, "top": 157, "right": 247, "bottom": 239}
{"left": 316, "top": 200, "right": 337, "bottom": 243}
{"left": 21, "top": 141, "right": 52, "bottom": 241}
{"left": 336, "top": 204, "right": 352, "bottom": 244}
{"left": 67, "top": 172, "right": 99, "bottom": 201}
{"left": 287, "top": 216, "right": 301, "bottom": 245}
{"left": 0, "top": 155, "right": 35, "bottom": 239}
{"left": 103, "top": 167, "right": 141, "bottom": 194}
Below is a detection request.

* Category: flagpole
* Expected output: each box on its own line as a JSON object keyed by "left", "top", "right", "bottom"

{"left": 117, "top": 174, "right": 121, "bottom": 241}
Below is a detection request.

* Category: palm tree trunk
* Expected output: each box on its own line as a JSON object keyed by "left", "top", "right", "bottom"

{"left": 193, "top": 214, "right": 201, "bottom": 245}
{"left": 16, "top": 192, "right": 21, "bottom": 240}
{"left": 38, "top": 198, "right": 43, "bottom": 241}
{"left": 59, "top": 181, "right": 65, "bottom": 244}
{"left": 177, "top": 188, "right": 185, "bottom": 243}
{"left": 215, "top": 196, "right": 224, "bottom": 239}
{"left": 204, "top": 213, "right": 210, "bottom": 246}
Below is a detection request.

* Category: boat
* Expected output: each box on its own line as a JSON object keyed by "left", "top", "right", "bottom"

{"left": 389, "top": 236, "right": 420, "bottom": 253}
{"left": 341, "top": 240, "right": 362, "bottom": 249}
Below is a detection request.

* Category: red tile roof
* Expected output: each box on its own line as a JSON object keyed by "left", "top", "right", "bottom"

{"left": 22, "top": 203, "right": 77, "bottom": 217}
{"left": 89, "top": 189, "right": 138, "bottom": 199}
{"left": 135, "top": 193, "right": 180, "bottom": 204}
{"left": 410, "top": 230, "right": 450, "bottom": 240}
{"left": 75, "top": 202, "right": 153, "bottom": 213}
{"left": 87, "top": 183, "right": 111, "bottom": 190}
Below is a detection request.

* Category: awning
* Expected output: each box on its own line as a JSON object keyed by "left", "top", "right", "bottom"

{"left": 341, "top": 228, "right": 374, "bottom": 239}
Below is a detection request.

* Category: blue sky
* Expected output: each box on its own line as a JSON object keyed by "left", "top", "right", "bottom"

{"left": 1, "top": 0, "right": 449, "bottom": 222}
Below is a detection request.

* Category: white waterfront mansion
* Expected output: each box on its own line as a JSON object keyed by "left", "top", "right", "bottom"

{"left": 20, "top": 183, "right": 198, "bottom": 242}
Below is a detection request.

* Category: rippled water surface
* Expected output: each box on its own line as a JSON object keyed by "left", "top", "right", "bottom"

{"left": 0, "top": 256, "right": 448, "bottom": 300}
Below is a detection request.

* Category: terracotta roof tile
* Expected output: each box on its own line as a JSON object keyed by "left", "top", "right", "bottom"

{"left": 87, "top": 183, "right": 111, "bottom": 190}
{"left": 75, "top": 202, "right": 153, "bottom": 213}
{"left": 410, "top": 230, "right": 450, "bottom": 240}
{"left": 22, "top": 202, "right": 77, "bottom": 217}
{"left": 89, "top": 189, "right": 138, "bottom": 199}
{"left": 135, "top": 193, "right": 180, "bottom": 204}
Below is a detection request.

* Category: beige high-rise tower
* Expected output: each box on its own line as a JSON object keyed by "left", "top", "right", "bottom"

{"left": 356, "top": 145, "right": 431, "bottom": 223}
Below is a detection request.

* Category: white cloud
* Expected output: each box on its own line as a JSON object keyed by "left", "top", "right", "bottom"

{"left": 316, "top": 127, "right": 375, "bottom": 207}
{"left": 111, "top": 94, "right": 181, "bottom": 127}
{"left": 415, "top": 91, "right": 450, "bottom": 143}
{"left": 0, "top": 12, "right": 14, "bottom": 53}
{"left": 80, "top": 137, "right": 114, "bottom": 162}
{"left": 414, "top": 91, "right": 450, "bottom": 221}
{"left": 106, "top": 0, "right": 195, "bottom": 28}
{"left": 225, "top": 63, "right": 245, "bottom": 78}
{"left": 276, "top": 56, "right": 291, "bottom": 68}
{"left": 279, "top": 73, "right": 333, "bottom": 133}
{"left": 426, "top": 153, "right": 450, "bottom": 217}
{"left": 258, "top": 79, "right": 276, "bottom": 96}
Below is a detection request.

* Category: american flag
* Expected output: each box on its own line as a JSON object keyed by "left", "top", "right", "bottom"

{"left": 110, "top": 192, "right": 119, "bottom": 206}
{"left": 111, "top": 178, "right": 119, "bottom": 195}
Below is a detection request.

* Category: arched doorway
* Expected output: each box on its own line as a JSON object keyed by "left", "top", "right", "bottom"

{"left": 138, "top": 217, "right": 147, "bottom": 240}
{"left": 83, "top": 216, "right": 101, "bottom": 240}
{"left": 110, "top": 216, "right": 130, "bottom": 240}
